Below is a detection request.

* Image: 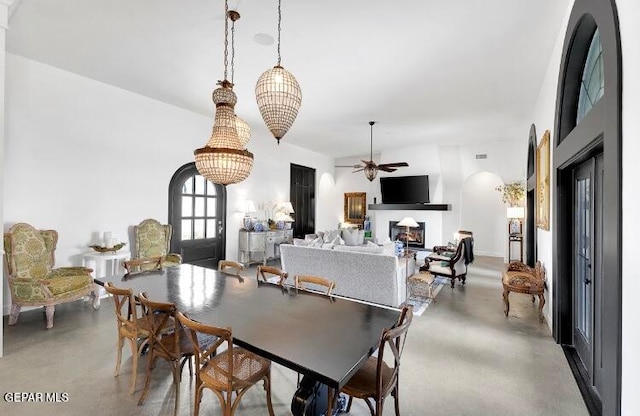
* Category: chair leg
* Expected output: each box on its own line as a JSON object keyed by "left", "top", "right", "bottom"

{"left": 503, "top": 288, "right": 510, "bottom": 317}
{"left": 172, "top": 363, "right": 181, "bottom": 416}
{"left": 129, "top": 338, "right": 141, "bottom": 395}
{"left": 45, "top": 305, "right": 55, "bottom": 329}
{"left": 393, "top": 382, "right": 401, "bottom": 416}
{"left": 538, "top": 293, "right": 546, "bottom": 323}
{"left": 137, "top": 354, "right": 156, "bottom": 406}
{"left": 264, "top": 372, "right": 275, "bottom": 416}
{"left": 114, "top": 335, "right": 124, "bottom": 377}
{"left": 8, "top": 304, "right": 21, "bottom": 325}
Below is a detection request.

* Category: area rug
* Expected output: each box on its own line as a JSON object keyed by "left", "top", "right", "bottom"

{"left": 406, "top": 276, "right": 448, "bottom": 316}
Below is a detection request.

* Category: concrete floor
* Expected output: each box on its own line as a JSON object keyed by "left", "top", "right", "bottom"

{"left": 0, "top": 256, "right": 588, "bottom": 416}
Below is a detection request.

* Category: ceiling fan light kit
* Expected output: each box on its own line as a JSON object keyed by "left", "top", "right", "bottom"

{"left": 194, "top": 1, "right": 253, "bottom": 186}
{"left": 357, "top": 121, "right": 409, "bottom": 182}
{"left": 255, "top": 0, "right": 302, "bottom": 144}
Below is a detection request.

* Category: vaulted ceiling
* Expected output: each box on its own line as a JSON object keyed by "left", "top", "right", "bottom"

{"left": 6, "top": 0, "right": 570, "bottom": 158}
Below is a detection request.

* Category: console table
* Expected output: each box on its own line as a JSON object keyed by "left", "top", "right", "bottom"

{"left": 238, "top": 229, "right": 293, "bottom": 265}
{"left": 82, "top": 250, "right": 131, "bottom": 279}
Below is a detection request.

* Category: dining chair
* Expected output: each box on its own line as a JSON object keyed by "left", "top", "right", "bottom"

{"left": 104, "top": 282, "right": 156, "bottom": 395}
{"left": 340, "top": 306, "right": 413, "bottom": 416}
{"left": 294, "top": 275, "right": 335, "bottom": 295}
{"left": 218, "top": 260, "right": 245, "bottom": 277}
{"left": 256, "top": 265, "right": 288, "bottom": 285}
{"left": 176, "top": 311, "right": 275, "bottom": 416}
{"left": 137, "top": 293, "right": 212, "bottom": 415}
{"left": 122, "top": 256, "right": 163, "bottom": 276}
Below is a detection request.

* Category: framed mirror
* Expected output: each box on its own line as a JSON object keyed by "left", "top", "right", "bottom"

{"left": 344, "top": 192, "right": 366, "bottom": 228}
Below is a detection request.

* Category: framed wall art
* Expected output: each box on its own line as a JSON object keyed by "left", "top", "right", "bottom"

{"left": 536, "top": 130, "right": 550, "bottom": 230}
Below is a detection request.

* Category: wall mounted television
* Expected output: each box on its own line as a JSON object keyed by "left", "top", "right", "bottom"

{"left": 380, "top": 175, "right": 430, "bottom": 204}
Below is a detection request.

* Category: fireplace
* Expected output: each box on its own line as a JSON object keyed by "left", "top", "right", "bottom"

{"left": 389, "top": 221, "right": 425, "bottom": 249}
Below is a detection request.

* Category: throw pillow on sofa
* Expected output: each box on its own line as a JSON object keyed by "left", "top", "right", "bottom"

{"left": 342, "top": 228, "right": 365, "bottom": 246}
{"left": 331, "top": 234, "right": 345, "bottom": 246}
{"left": 322, "top": 229, "right": 340, "bottom": 243}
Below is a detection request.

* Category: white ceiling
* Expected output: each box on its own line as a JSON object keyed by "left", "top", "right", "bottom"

{"left": 6, "top": 0, "right": 569, "bottom": 158}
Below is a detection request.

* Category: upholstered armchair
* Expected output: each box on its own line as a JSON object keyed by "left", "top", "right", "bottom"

{"left": 423, "top": 238, "right": 468, "bottom": 288}
{"left": 134, "top": 219, "right": 182, "bottom": 269}
{"left": 3, "top": 223, "right": 98, "bottom": 329}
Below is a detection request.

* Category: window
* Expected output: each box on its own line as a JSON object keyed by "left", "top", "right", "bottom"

{"left": 180, "top": 174, "right": 218, "bottom": 240}
{"left": 576, "top": 29, "right": 604, "bottom": 124}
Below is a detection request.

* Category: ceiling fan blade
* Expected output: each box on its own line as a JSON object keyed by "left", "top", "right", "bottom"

{"left": 335, "top": 164, "right": 363, "bottom": 169}
{"left": 378, "top": 162, "right": 409, "bottom": 168}
{"left": 378, "top": 167, "right": 398, "bottom": 172}
{"left": 352, "top": 168, "right": 365, "bottom": 173}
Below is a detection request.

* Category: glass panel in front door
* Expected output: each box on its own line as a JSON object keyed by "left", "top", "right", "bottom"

{"left": 575, "top": 175, "right": 592, "bottom": 340}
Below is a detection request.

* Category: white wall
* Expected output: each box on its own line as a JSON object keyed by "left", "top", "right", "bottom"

{"left": 528, "top": 0, "right": 574, "bottom": 328}
{"left": 617, "top": 0, "right": 640, "bottom": 413}
{"left": 0, "top": 0, "right": 9, "bottom": 358}
{"left": 461, "top": 172, "right": 505, "bottom": 257}
{"left": 3, "top": 54, "right": 335, "bottom": 314}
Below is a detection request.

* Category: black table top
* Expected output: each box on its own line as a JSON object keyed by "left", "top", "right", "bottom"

{"left": 96, "top": 264, "right": 401, "bottom": 389}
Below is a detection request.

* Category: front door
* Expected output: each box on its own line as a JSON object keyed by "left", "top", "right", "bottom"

{"left": 169, "top": 163, "right": 225, "bottom": 269}
{"left": 572, "top": 153, "right": 603, "bottom": 390}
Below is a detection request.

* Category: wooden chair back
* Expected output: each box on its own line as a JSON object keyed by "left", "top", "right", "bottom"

{"left": 256, "top": 265, "right": 288, "bottom": 285}
{"left": 375, "top": 306, "right": 413, "bottom": 398}
{"left": 218, "top": 260, "right": 245, "bottom": 276}
{"left": 294, "top": 275, "right": 335, "bottom": 295}
{"left": 122, "top": 256, "right": 163, "bottom": 276}
{"left": 104, "top": 282, "right": 140, "bottom": 334}
{"left": 138, "top": 293, "right": 180, "bottom": 361}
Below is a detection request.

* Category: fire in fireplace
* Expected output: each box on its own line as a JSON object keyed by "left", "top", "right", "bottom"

{"left": 389, "top": 221, "right": 425, "bottom": 249}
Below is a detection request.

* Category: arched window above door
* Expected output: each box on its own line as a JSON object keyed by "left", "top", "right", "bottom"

{"left": 576, "top": 28, "right": 604, "bottom": 123}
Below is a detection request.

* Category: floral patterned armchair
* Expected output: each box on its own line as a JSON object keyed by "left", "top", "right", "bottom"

{"left": 3, "top": 223, "right": 98, "bottom": 329}
{"left": 133, "top": 219, "right": 182, "bottom": 269}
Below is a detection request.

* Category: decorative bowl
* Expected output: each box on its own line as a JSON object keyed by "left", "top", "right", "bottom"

{"left": 89, "top": 242, "right": 127, "bottom": 253}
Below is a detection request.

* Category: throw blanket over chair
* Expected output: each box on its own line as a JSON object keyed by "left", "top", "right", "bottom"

{"left": 3, "top": 222, "right": 97, "bottom": 329}
{"left": 134, "top": 218, "right": 182, "bottom": 269}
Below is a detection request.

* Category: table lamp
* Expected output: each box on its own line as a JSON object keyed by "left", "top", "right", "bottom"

{"left": 506, "top": 206, "right": 525, "bottom": 235}
{"left": 397, "top": 217, "right": 419, "bottom": 304}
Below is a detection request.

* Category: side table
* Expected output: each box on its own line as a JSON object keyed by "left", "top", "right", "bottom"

{"left": 82, "top": 250, "right": 131, "bottom": 307}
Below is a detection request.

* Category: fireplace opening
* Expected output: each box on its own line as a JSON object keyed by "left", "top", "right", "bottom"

{"left": 389, "top": 221, "right": 425, "bottom": 249}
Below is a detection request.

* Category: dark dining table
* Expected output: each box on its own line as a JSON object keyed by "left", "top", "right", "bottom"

{"left": 96, "top": 264, "right": 401, "bottom": 414}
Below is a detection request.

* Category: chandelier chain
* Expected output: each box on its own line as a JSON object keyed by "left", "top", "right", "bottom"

{"left": 276, "top": 0, "right": 282, "bottom": 65}
{"left": 223, "top": 0, "right": 229, "bottom": 81}
{"left": 230, "top": 16, "right": 235, "bottom": 83}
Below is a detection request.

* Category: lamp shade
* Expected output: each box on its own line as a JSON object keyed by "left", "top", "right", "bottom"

{"left": 506, "top": 206, "right": 525, "bottom": 219}
{"left": 280, "top": 201, "right": 295, "bottom": 214}
{"left": 397, "top": 217, "right": 419, "bottom": 228}
{"left": 245, "top": 200, "right": 257, "bottom": 213}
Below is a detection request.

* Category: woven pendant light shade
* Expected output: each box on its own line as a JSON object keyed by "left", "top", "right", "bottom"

{"left": 195, "top": 82, "right": 254, "bottom": 185}
{"left": 235, "top": 115, "right": 251, "bottom": 148}
{"left": 255, "top": 65, "right": 302, "bottom": 143}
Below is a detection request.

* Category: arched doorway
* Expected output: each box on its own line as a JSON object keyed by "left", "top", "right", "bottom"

{"left": 168, "top": 163, "right": 226, "bottom": 268}
{"left": 554, "top": 1, "right": 622, "bottom": 414}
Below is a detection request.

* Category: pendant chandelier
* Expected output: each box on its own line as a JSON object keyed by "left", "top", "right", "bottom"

{"left": 255, "top": 0, "right": 302, "bottom": 144}
{"left": 194, "top": 2, "right": 253, "bottom": 186}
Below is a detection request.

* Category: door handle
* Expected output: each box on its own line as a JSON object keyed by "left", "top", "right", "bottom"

{"left": 584, "top": 278, "right": 591, "bottom": 285}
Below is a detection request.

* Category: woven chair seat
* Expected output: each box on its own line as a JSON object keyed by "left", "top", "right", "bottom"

{"left": 341, "top": 357, "right": 394, "bottom": 398}
{"left": 201, "top": 347, "right": 271, "bottom": 391}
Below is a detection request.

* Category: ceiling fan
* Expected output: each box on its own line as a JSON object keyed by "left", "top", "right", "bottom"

{"left": 335, "top": 121, "right": 409, "bottom": 181}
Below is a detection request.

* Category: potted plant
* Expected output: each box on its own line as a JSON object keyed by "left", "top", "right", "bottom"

{"left": 496, "top": 181, "right": 525, "bottom": 206}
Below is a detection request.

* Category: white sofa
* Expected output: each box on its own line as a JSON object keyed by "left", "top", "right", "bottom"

{"left": 280, "top": 244, "right": 415, "bottom": 307}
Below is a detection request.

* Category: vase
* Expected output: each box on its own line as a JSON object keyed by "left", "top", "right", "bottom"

{"left": 253, "top": 222, "right": 264, "bottom": 232}
{"left": 243, "top": 216, "right": 253, "bottom": 230}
